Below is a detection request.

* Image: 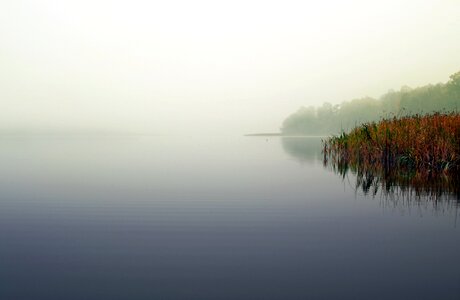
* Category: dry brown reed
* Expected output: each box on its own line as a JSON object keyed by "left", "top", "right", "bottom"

{"left": 323, "top": 112, "right": 460, "bottom": 199}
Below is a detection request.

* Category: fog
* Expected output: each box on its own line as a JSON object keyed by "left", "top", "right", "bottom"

{"left": 1, "top": 0, "right": 459, "bottom": 135}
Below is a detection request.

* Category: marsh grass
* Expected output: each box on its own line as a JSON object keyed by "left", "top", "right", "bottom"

{"left": 323, "top": 112, "right": 460, "bottom": 199}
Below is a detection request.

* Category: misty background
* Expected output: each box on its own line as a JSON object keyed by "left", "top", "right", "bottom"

{"left": 1, "top": 0, "right": 460, "bottom": 135}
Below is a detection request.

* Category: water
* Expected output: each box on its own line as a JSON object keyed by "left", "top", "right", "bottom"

{"left": 0, "top": 136, "right": 458, "bottom": 299}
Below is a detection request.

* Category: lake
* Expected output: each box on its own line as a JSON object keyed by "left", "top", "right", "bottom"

{"left": 0, "top": 136, "right": 458, "bottom": 299}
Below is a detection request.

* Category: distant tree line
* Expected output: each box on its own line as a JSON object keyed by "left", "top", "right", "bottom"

{"left": 281, "top": 71, "right": 460, "bottom": 135}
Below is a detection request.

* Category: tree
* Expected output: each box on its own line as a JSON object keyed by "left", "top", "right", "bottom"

{"left": 281, "top": 70, "right": 460, "bottom": 135}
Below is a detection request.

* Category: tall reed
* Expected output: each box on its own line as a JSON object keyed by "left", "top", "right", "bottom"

{"left": 324, "top": 112, "right": 460, "bottom": 175}
{"left": 323, "top": 112, "right": 460, "bottom": 198}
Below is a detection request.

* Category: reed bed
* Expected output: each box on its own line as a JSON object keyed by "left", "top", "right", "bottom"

{"left": 323, "top": 113, "right": 460, "bottom": 198}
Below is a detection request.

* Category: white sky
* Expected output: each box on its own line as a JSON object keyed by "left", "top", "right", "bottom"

{"left": 1, "top": 0, "right": 459, "bottom": 134}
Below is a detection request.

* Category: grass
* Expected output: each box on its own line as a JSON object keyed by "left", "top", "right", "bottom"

{"left": 322, "top": 112, "right": 460, "bottom": 198}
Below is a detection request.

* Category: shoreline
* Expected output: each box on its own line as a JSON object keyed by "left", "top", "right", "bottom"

{"left": 244, "top": 133, "right": 328, "bottom": 137}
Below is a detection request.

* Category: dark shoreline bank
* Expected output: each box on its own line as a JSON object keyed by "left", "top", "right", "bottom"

{"left": 245, "top": 133, "right": 327, "bottom": 137}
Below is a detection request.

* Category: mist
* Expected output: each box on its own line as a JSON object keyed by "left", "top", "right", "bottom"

{"left": 1, "top": 0, "right": 459, "bottom": 135}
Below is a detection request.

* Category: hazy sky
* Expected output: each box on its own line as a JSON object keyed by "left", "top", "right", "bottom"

{"left": 1, "top": 0, "right": 459, "bottom": 134}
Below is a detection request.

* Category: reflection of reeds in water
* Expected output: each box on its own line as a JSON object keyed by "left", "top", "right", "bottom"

{"left": 326, "top": 160, "right": 460, "bottom": 221}
{"left": 330, "top": 159, "right": 459, "bottom": 200}
{"left": 323, "top": 113, "right": 460, "bottom": 203}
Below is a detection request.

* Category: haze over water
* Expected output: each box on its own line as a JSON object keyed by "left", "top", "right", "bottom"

{"left": 1, "top": 1, "right": 460, "bottom": 299}
{"left": 0, "top": 136, "right": 458, "bottom": 299}
{"left": 1, "top": 0, "right": 460, "bottom": 135}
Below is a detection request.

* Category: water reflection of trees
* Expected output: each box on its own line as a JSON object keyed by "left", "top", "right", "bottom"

{"left": 280, "top": 137, "right": 323, "bottom": 163}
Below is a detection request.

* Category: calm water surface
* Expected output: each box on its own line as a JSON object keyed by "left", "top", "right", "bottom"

{"left": 0, "top": 136, "right": 459, "bottom": 299}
